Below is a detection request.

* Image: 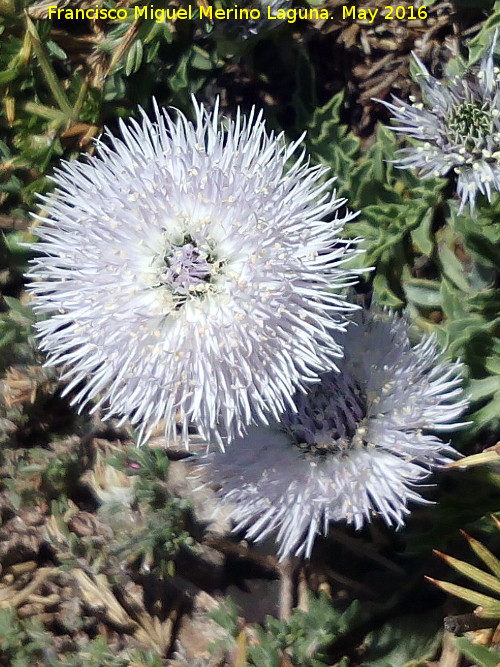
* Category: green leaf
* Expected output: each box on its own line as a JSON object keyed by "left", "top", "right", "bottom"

{"left": 190, "top": 45, "right": 214, "bottom": 71}
{"left": 411, "top": 208, "right": 434, "bottom": 256}
{"left": 466, "top": 1, "right": 500, "bottom": 65}
{"left": 469, "top": 394, "right": 500, "bottom": 432}
{"left": 434, "top": 551, "right": 500, "bottom": 596}
{"left": 0, "top": 66, "right": 19, "bottom": 84}
{"left": 440, "top": 279, "right": 467, "bottom": 321}
{"left": 45, "top": 39, "right": 67, "bottom": 60}
{"left": 429, "top": 578, "right": 500, "bottom": 616}
{"left": 468, "top": 377, "right": 500, "bottom": 403}
{"left": 125, "top": 39, "right": 143, "bottom": 76}
{"left": 454, "top": 637, "right": 500, "bottom": 667}
{"left": 24, "top": 13, "right": 74, "bottom": 120}
{"left": 437, "top": 242, "right": 470, "bottom": 292}
{"left": 403, "top": 279, "right": 441, "bottom": 308}
{"left": 463, "top": 531, "right": 500, "bottom": 580}
{"left": 373, "top": 273, "right": 404, "bottom": 307}
{"left": 169, "top": 52, "right": 189, "bottom": 96}
{"left": 465, "top": 232, "right": 500, "bottom": 268}
{"left": 306, "top": 92, "right": 360, "bottom": 195}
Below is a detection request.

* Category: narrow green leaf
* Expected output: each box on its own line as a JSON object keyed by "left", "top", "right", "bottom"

{"left": 0, "top": 67, "right": 20, "bottom": 85}
{"left": 169, "top": 52, "right": 189, "bottom": 95}
{"left": 45, "top": 39, "right": 67, "bottom": 60}
{"left": 427, "top": 577, "right": 500, "bottom": 613}
{"left": 24, "top": 12, "right": 74, "bottom": 120}
{"left": 0, "top": 329, "right": 16, "bottom": 347}
{"left": 125, "top": 38, "right": 143, "bottom": 76}
{"left": 462, "top": 531, "right": 500, "bottom": 580}
{"left": 22, "top": 101, "right": 67, "bottom": 122}
{"left": 435, "top": 551, "right": 500, "bottom": 595}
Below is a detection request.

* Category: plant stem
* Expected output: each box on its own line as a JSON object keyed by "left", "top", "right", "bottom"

{"left": 279, "top": 556, "right": 299, "bottom": 621}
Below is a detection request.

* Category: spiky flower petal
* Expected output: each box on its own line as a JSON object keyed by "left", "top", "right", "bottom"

{"left": 198, "top": 307, "right": 468, "bottom": 559}
{"left": 379, "top": 34, "right": 500, "bottom": 213}
{"left": 28, "top": 99, "right": 360, "bottom": 447}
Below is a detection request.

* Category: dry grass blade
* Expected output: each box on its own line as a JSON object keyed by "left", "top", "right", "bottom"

{"left": 134, "top": 612, "right": 177, "bottom": 656}
{"left": 0, "top": 214, "right": 30, "bottom": 230}
{"left": 71, "top": 569, "right": 137, "bottom": 632}
{"left": 0, "top": 567, "right": 55, "bottom": 608}
{"left": 233, "top": 628, "right": 249, "bottom": 667}
{"left": 117, "top": 580, "right": 177, "bottom": 655}
{"left": 438, "top": 631, "right": 462, "bottom": 667}
{"left": 27, "top": 0, "right": 70, "bottom": 19}
{"left": 447, "top": 443, "right": 500, "bottom": 468}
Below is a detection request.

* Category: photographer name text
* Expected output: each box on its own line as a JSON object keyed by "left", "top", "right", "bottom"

{"left": 46, "top": 4, "right": 429, "bottom": 25}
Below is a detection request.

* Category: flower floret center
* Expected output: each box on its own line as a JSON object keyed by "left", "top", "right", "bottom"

{"left": 282, "top": 377, "right": 368, "bottom": 459}
{"left": 448, "top": 101, "right": 493, "bottom": 150}
{"left": 160, "top": 235, "right": 223, "bottom": 307}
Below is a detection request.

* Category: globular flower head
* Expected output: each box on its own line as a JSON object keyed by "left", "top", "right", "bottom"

{"left": 379, "top": 34, "right": 500, "bottom": 213}
{"left": 28, "top": 99, "right": 360, "bottom": 448}
{"left": 198, "top": 307, "right": 468, "bottom": 560}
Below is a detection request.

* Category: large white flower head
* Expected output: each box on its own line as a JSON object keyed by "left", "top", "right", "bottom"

{"left": 379, "top": 33, "right": 500, "bottom": 213}
{"left": 198, "top": 306, "right": 468, "bottom": 560}
{"left": 28, "top": 99, "right": 360, "bottom": 448}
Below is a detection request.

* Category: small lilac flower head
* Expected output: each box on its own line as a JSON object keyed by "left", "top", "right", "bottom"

{"left": 198, "top": 307, "right": 468, "bottom": 560}
{"left": 28, "top": 99, "right": 360, "bottom": 448}
{"left": 379, "top": 33, "right": 500, "bottom": 213}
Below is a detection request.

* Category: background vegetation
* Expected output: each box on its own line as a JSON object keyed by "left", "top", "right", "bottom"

{"left": 0, "top": 0, "right": 499, "bottom": 664}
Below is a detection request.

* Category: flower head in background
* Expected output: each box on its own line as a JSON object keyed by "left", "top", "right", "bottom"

{"left": 28, "top": 99, "right": 360, "bottom": 448}
{"left": 198, "top": 307, "right": 468, "bottom": 560}
{"left": 379, "top": 34, "right": 500, "bottom": 213}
